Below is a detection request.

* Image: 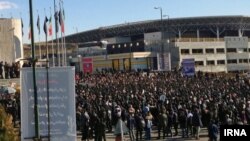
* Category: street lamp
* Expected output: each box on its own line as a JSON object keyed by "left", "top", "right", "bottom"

{"left": 29, "top": 0, "right": 40, "bottom": 140}
{"left": 154, "top": 7, "right": 162, "bottom": 22}
{"left": 68, "top": 56, "right": 72, "bottom": 66}
{"left": 77, "top": 55, "right": 81, "bottom": 73}
{"left": 154, "top": 6, "right": 165, "bottom": 70}
{"left": 101, "top": 40, "right": 108, "bottom": 60}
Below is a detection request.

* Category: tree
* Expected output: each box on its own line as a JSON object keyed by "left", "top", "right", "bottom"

{"left": 0, "top": 105, "right": 19, "bottom": 141}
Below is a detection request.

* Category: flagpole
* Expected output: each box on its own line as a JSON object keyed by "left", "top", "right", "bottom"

{"left": 29, "top": 10, "right": 37, "bottom": 59}
{"left": 54, "top": 0, "right": 60, "bottom": 66}
{"left": 60, "top": 31, "right": 64, "bottom": 66}
{"left": 50, "top": 7, "right": 55, "bottom": 67}
{"left": 59, "top": 1, "right": 64, "bottom": 66}
{"left": 63, "top": 34, "right": 66, "bottom": 66}
{"left": 62, "top": 0, "right": 67, "bottom": 66}
{"left": 44, "top": 9, "right": 49, "bottom": 63}
{"left": 37, "top": 10, "right": 42, "bottom": 64}
{"left": 20, "top": 12, "right": 24, "bottom": 67}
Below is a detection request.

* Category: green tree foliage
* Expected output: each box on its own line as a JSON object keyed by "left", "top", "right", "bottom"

{"left": 0, "top": 105, "right": 19, "bottom": 141}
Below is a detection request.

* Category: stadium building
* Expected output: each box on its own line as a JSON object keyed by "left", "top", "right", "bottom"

{"left": 64, "top": 15, "right": 250, "bottom": 73}
{"left": 21, "top": 15, "right": 250, "bottom": 73}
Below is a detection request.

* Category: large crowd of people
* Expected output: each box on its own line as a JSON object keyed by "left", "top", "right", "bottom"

{"left": 75, "top": 70, "right": 250, "bottom": 141}
{"left": 1, "top": 67, "right": 250, "bottom": 141}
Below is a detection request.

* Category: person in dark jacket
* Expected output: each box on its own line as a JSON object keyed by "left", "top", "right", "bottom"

{"left": 81, "top": 108, "right": 90, "bottom": 141}
{"left": 208, "top": 120, "right": 218, "bottom": 141}
{"left": 173, "top": 111, "right": 179, "bottom": 136}
{"left": 179, "top": 109, "right": 187, "bottom": 138}
{"left": 166, "top": 111, "right": 173, "bottom": 137}
{"left": 134, "top": 112, "right": 144, "bottom": 141}
{"left": 192, "top": 108, "right": 202, "bottom": 140}
{"left": 0, "top": 61, "right": 3, "bottom": 79}
{"left": 157, "top": 109, "right": 168, "bottom": 139}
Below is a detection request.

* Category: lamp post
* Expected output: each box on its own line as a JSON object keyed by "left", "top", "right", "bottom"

{"left": 101, "top": 40, "right": 108, "bottom": 60}
{"left": 77, "top": 55, "right": 81, "bottom": 73}
{"left": 154, "top": 7, "right": 165, "bottom": 70}
{"left": 68, "top": 56, "right": 72, "bottom": 66}
{"left": 28, "top": 0, "right": 40, "bottom": 140}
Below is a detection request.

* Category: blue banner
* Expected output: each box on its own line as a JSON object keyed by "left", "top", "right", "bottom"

{"left": 182, "top": 58, "right": 195, "bottom": 76}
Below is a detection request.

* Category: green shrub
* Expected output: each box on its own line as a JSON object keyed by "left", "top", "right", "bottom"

{"left": 0, "top": 105, "right": 19, "bottom": 141}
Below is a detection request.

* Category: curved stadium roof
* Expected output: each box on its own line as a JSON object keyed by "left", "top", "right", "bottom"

{"left": 65, "top": 15, "right": 250, "bottom": 43}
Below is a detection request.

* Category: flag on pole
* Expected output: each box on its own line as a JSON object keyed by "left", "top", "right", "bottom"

{"left": 54, "top": 11, "right": 59, "bottom": 33}
{"left": 59, "top": 10, "right": 65, "bottom": 33}
{"left": 21, "top": 18, "right": 24, "bottom": 36}
{"left": 49, "top": 16, "right": 53, "bottom": 36}
{"left": 28, "top": 23, "right": 31, "bottom": 40}
{"left": 43, "top": 16, "right": 48, "bottom": 36}
{"left": 37, "top": 15, "right": 40, "bottom": 34}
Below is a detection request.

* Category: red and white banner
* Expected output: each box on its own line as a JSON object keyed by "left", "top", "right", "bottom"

{"left": 82, "top": 57, "right": 93, "bottom": 74}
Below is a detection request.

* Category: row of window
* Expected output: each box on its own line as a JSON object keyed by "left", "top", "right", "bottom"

{"left": 181, "top": 48, "right": 250, "bottom": 54}
{"left": 195, "top": 59, "right": 250, "bottom": 66}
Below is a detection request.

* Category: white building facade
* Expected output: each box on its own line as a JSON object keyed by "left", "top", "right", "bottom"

{"left": 177, "top": 37, "right": 250, "bottom": 73}
{"left": 0, "top": 18, "right": 23, "bottom": 63}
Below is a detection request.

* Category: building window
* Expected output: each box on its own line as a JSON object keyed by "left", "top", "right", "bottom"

{"left": 216, "top": 48, "right": 224, "bottom": 53}
{"left": 195, "top": 61, "right": 204, "bottom": 66}
{"left": 207, "top": 60, "right": 215, "bottom": 65}
{"left": 205, "top": 49, "right": 214, "bottom": 54}
{"left": 192, "top": 49, "right": 203, "bottom": 54}
{"left": 243, "top": 48, "right": 248, "bottom": 52}
{"left": 217, "top": 60, "right": 225, "bottom": 65}
{"left": 181, "top": 49, "right": 190, "bottom": 54}
{"left": 227, "top": 48, "right": 237, "bottom": 53}
{"left": 227, "top": 59, "right": 237, "bottom": 64}
{"left": 239, "top": 59, "right": 248, "bottom": 63}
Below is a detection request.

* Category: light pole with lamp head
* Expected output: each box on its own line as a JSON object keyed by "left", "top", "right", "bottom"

{"left": 101, "top": 40, "right": 108, "bottom": 60}
{"left": 164, "top": 14, "right": 171, "bottom": 71}
{"left": 68, "top": 56, "right": 72, "bottom": 66}
{"left": 28, "top": 0, "right": 40, "bottom": 140}
{"left": 77, "top": 55, "right": 81, "bottom": 73}
{"left": 154, "top": 6, "right": 165, "bottom": 70}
